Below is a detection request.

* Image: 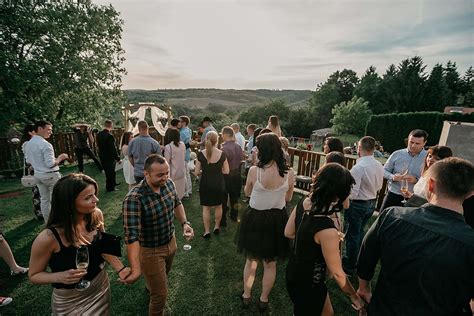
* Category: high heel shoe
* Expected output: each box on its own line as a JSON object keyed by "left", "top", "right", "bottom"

{"left": 11, "top": 267, "right": 28, "bottom": 276}
{"left": 240, "top": 292, "right": 251, "bottom": 309}
{"left": 258, "top": 299, "right": 269, "bottom": 313}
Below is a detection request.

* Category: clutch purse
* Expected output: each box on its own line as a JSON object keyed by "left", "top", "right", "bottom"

{"left": 99, "top": 231, "right": 122, "bottom": 257}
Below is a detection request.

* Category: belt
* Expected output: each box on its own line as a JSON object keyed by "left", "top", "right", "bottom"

{"left": 351, "top": 199, "right": 376, "bottom": 203}
{"left": 45, "top": 170, "right": 60, "bottom": 173}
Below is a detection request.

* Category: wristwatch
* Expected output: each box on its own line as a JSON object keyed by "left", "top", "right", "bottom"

{"left": 182, "top": 221, "right": 192, "bottom": 227}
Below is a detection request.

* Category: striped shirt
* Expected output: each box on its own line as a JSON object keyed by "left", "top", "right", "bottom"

{"left": 122, "top": 179, "right": 181, "bottom": 247}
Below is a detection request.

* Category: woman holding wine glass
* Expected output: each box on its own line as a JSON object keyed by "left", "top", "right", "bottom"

{"left": 29, "top": 173, "right": 130, "bottom": 315}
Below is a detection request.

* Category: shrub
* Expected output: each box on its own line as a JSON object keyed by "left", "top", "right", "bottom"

{"left": 365, "top": 111, "right": 474, "bottom": 152}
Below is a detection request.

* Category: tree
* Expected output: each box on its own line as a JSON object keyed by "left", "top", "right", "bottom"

{"left": 330, "top": 97, "right": 372, "bottom": 136}
{"left": 327, "top": 69, "right": 359, "bottom": 102}
{"left": 444, "top": 61, "right": 465, "bottom": 106}
{"left": 461, "top": 67, "right": 474, "bottom": 107}
{"left": 425, "top": 64, "right": 448, "bottom": 112}
{"left": 237, "top": 99, "right": 290, "bottom": 127}
{"left": 308, "top": 82, "right": 340, "bottom": 128}
{"left": 0, "top": 2, "right": 126, "bottom": 135}
{"left": 353, "top": 66, "right": 382, "bottom": 113}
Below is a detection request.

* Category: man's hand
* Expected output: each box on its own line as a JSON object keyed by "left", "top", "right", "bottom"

{"left": 183, "top": 224, "right": 194, "bottom": 241}
{"left": 403, "top": 174, "right": 417, "bottom": 184}
{"left": 393, "top": 174, "right": 403, "bottom": 182}
{"left": 120, "top": 268, "right": 141, "bottom": 285}
{"left": 118, "top": 267, "right": 132, "bottom": 281}
{"left": 357, "top": 288, "right": 372, "bottom": 304}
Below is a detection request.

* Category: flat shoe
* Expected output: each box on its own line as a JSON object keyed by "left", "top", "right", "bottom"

{"left": 213, "top": 228, "right": 220, "bottom": 235}
{"left": 0, "top": 296, "right": 12, "bottom": 307}
{"left": 202, "top": 233, "right": 211, "bottom": 240}
{"left": 11, "top": 267, "right": 28, "bottom": 276}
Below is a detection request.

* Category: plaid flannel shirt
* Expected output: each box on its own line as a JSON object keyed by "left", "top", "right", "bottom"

{"left": 123, "top": 179, "right": 181, "bottom": 247}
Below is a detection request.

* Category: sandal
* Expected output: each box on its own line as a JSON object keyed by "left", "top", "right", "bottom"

{"left": 10, "top": 267, "right": 28, "bottom": 276}
{"left": 0, "top": 296, "right": 12, "bottom": 307}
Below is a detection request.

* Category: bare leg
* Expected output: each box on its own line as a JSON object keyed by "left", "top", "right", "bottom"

{"left": 321, "top": 294, "right": 334, "bottom": 316}
{"left": 214, "top": 205, "right": 222, "bottom": 229}
{"left": 243, "top": 259, "right": 258, "bottom": 298}
{"left": 260, "top": 260, "right": 276, "bottom": 302}
{"left": 0, "top": 235, "right": 26, "bottom": 272}
{"left": 202, "top": 206, "right": 211, "bottom": 234}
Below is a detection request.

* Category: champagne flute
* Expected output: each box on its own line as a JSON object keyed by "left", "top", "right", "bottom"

{"left": 75, "top": 246, "right": 90, "bottom": 291}
{"left": 400, "top": 179, "right": 409, "bottom": 204}
{"left": 183, "top": 230, "right": 192, "bottom": 251}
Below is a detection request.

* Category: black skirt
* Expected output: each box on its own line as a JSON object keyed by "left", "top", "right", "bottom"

{"left": 236, "top": 207, "right": 289, "bottom": 261}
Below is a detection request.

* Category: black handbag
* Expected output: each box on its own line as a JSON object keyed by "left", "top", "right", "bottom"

{"left": 99, "top": 231, "right": 122, "bottom": 257}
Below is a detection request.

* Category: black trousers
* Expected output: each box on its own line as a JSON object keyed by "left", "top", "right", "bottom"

{"left": 380, "top": 191, "right": 404, "bottom": 212}
{"left": 101, "top": 159, "right": 117, "bottom": 191}
{"left": 222, "top": 169, "right": 241, "bottom": 223}
{"left": 75, "top": 147, "right": 102, "bottom": 172}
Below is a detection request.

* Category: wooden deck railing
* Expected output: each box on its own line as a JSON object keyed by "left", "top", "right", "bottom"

{"left": 287, "top": 147, "right": 388, "bottom": 211}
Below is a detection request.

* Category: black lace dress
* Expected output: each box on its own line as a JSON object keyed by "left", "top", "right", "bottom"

{"left": 286, "top": 199, "right": 336, "bottom": 315}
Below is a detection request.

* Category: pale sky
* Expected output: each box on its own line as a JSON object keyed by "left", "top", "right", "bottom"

{"left": 95, "top": 0, "right": 473, "bottom": 90}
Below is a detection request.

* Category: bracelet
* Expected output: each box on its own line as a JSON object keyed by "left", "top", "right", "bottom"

{"left": 117, "top": 266, "right": 127, "bottom": 273}
{"left": 182, "top": 221, "right": 191, "bottom": 227}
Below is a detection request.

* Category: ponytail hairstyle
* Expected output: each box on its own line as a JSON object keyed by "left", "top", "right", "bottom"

{"left": 205, "top": 131, "right": 218, "bottom": 161}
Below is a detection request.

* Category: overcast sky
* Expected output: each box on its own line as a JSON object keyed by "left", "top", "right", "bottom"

{"left": 95, "top": 0, "right": 473, "bottom": 90}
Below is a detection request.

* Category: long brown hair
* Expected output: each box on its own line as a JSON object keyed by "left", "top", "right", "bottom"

{"left": 47, "top": 173, "right": 101, "bottom": 245}
{"left": 422, "top": 145, "right": 453, "bottom": 174}
{"left": 205, "top": 131, "right": 218, "bottom": 161}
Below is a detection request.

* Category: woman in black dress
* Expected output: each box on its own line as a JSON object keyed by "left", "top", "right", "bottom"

{"left": 194, "top": 131, "right": 229, "bottom": 239}
{"left": 285, "top": 163, "right": 365, "bottom": 315}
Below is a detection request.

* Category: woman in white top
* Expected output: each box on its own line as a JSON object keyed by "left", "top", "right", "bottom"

{"left": 403, "top": 145, "right": 452, "bottom": 200}
{"left": 163, "top": 129, "right": 186, "bottom": 200}
{"left": 237, "top": 133, "right": 295, "bottom": 312}
{"left": 120, "top": 132, "right": 136, "bottom": 189}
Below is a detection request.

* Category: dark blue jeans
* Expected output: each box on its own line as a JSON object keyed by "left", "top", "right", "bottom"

{"left": 342, "top": 199, "right": 376, "bottom": 274}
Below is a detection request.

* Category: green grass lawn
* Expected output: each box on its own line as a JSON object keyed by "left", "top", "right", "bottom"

{"left": 0, "top": 162, "right": 368, "bottom": 315}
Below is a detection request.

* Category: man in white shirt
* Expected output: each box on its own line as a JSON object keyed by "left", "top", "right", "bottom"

{"left": 25, "top": 120, "right": 69, "bottom": 222}
{"left": 231, "top": 123, "right": 245, "bottom": 151}
{"left": 342, "top": 136, "right": 384, "bottom": 275}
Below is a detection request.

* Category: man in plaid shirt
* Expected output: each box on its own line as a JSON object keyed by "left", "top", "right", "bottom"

{"left": 121, "top": 154, "right": 194, "bottom": 315}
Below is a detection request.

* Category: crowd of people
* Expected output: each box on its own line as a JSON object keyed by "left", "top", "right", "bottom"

{"left": 1, "top": 116, "right": 473, "bottom": 316}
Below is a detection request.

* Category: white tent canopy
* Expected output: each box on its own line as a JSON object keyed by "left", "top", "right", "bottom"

{"left": 123, "top": 103, "right": 170, "bottom": 136}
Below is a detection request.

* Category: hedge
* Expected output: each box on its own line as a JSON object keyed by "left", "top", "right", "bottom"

{"left": 365, "top": 111, "right": 474, "bottom": 153}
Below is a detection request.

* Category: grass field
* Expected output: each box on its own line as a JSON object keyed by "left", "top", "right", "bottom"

{"left": 0, "top": 162, "right": 369, "bottom": 315}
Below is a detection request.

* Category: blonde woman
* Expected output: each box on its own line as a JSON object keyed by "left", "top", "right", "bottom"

{"left": 266, "top": 115, "right": 282, "bottom": 137}
{"left": 194, "top": 131, "right": 230, "bottom": 238}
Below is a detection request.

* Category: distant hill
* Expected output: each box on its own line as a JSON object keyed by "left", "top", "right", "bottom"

{"left": 124, "top": 89, "right": 312, "bottom": 108}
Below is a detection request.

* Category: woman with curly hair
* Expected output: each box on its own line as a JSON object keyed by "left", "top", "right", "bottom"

{"left": 285, "top": 163, "right": 365, "bottom": 315}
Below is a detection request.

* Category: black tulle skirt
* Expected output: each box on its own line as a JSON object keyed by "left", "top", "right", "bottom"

{"left": 236, "top": 207, "right": 289, "bottom": 261}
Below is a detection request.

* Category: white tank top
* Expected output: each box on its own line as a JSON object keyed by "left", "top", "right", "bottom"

{"left": 249, "top": 167, "right": 289, "bottom": 210}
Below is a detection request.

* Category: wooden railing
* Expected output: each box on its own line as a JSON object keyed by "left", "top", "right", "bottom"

{"left": 287, "top": 147, "right": 388, "bottom": 211}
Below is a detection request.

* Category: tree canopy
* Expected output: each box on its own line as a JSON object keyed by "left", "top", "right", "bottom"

{"left": 0, "top": 2, "right": 126, "bottom": 135}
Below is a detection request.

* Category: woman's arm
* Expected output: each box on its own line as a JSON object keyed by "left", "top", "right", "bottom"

{"left": 284, "top": 205, "right": 297, "bottom": 239}
{"left": 194, "top": 158, "right": 202, "bottom": 176}
{"left": 28, "top": 230, "right": 86, "bottom": 285}
{"left": 285, "top": 169, "right": 295, "bottom": 202}
{"left": 343, "top": 197, "right": 350, "bottom": 210}
{"left": 244, "top": 166, "right": 256, "bottom": 197}
{"left": 96, "top": 210, "right": 131, "bottom": 280}
{"left": 222, "top": 158, "right": 230, "bottom": 175}
{"left": 317, "top": 228, "right": 365, "bottom": 310}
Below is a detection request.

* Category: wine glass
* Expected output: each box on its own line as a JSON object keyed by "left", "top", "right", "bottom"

{"left": 400, "top": 179, "right": 409, "bottom": 204}
{"left": 183, "top": 231, "right": 192, "bottom": 251}
{"left": 338, "top": 223, "right": 350, "bottom": 242}
{"left": 75, "top": 246, "right": 90, "bottom": 291}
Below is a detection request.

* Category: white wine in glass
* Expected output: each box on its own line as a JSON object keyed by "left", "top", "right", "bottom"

{"left": 183, "top": 231, "right": 192, "bottom": 251}
{"left": 75, "top": 246, "right": 90, "bottom": 291}
{"left": 400, "top": 179, "right": 409, "bottom": 204}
